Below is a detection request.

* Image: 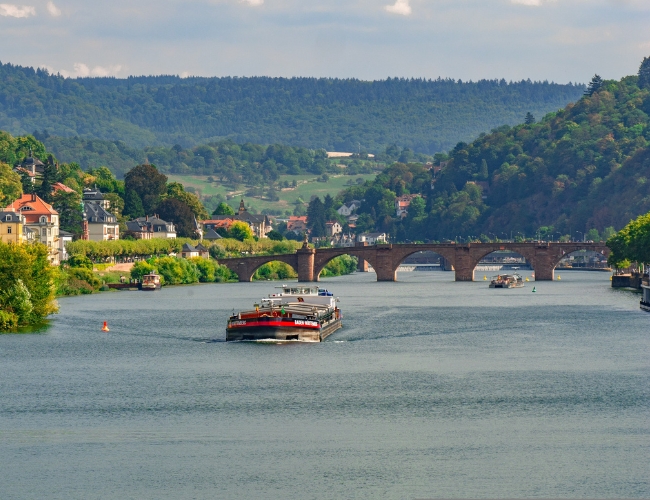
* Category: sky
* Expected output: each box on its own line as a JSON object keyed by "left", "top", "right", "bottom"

{"left": 1, "top": 0, "right": 649, "bottom": 83}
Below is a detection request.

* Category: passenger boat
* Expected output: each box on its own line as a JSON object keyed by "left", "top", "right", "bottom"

{"left": 489, "top": 273, "right": 525, "bottom": 288}
{"left": 226, "top": 285, "right": 342, "bottom": 342}
{"left": 140, "top": 272, "right": 162, "bottom": 291}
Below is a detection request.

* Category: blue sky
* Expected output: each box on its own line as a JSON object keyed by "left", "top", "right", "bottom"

{"left": 1, "top": 0, "right": 649, "bottom": 82}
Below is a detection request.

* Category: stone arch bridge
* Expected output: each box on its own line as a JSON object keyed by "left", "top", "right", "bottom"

{"left": 218, "top": 242, "right": 609, "bottom": 282}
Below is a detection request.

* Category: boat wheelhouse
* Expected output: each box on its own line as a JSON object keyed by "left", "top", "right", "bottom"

{"left": 489, "top": 273, "right": 525, "bottom": 288}
{"left": 226, "top": 285, "right": 342, "bottom": 342}
{"left": 141, "top": 272, "right": 161, "bottom": 291}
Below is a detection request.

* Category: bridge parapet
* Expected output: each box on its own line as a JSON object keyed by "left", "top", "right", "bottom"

{"left": 218, "top": 242, "right": 609, "bottom": 283}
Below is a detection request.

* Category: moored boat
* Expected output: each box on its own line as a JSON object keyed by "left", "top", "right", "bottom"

{"left": 226, "top": 285, "right": 342, "bottom": 342}
{"left": 489, "top": 273, "right": 525, "bottom": 288}
{"left": 140, "top": 272, "right": 161, "bottom": 291}
{"left": 641, "top": 273, "right": 650, "bottom": 312}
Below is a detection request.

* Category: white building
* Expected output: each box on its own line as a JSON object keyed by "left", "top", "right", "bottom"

{"left": 357, "top": 232, "right": 388, "bottom": 245}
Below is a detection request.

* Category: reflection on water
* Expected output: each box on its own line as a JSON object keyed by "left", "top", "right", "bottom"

{"left": 1, "top": 271, "right": 648, "bottom": 499}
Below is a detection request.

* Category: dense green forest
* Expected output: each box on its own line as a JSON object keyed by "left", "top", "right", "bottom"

{"left": 341, "top": 62, "right": 650, "bottom": 241}
{"left": 0, "top": 61, "right": 583, "bottom": 153}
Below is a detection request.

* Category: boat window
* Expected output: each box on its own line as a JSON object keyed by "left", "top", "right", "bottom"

{"left": 291, "top": 288, "right": 300, "bottom": 294}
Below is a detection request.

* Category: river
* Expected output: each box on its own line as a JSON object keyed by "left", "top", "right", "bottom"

{"left": 1, "top": 271, "right": 648, "bottom": 499}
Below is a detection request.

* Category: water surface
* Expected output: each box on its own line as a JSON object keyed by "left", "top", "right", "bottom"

{"left": 1, "top": 271, "right": 648, "bottom": 499}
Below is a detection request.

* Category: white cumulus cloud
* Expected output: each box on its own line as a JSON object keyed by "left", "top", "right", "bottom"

{"left": 0, "top": 3, "right": 35, "bottom": 17}
{"left": 385, "top": 0, "right": 411, "bottom": 16}
{"left": 240, "top": 0, "right": 263, "bottom": 6}
{"left": 46, "top": 0, "right": 60, "bottom": 16}
{"left": 56, "top": 63, "right": 123, "bottom": 78}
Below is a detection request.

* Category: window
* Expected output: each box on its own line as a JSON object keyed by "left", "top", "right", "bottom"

{"left": 4, "top": 215, "right": 10, "bottom": 221}
{"left": 40, "top": 216, "right": 47, "bottom": 224}
{"left": 42, "top": 228, "right": 47, "bottom": 237}
{"left": 7, "top": 226, "right": 12, "bottom": 234}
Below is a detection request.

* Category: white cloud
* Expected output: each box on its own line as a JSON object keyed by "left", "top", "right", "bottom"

{"left": 0, "top": 3, "right": 35, "bottom": 17}
{"left": 46, "top": 1, "right": 60, "bottom": 16}
{"left": 55, "top": 63, "right": 123, "bottom": 78}
{"left": 240, "top": 0, "right": 263, "bottom": 6}
{"left": 385, "top": 0, "right": 411, "bottom": 16}
{"left": 511, "top": 0, "right": 554, "bottom": 6}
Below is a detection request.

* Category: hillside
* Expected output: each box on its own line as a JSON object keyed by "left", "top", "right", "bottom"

{"left": 342, "top": 64, "right": 650, "bottom": 241}
{"left": 0, "top": 62, "right": 584, "bottom": 153}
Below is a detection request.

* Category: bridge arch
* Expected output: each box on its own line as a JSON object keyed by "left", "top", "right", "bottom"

{"left": 550, "top": 247, "right": 609, "bottom": 277}
{"left": 469, "top": 248, "right": 532, "bottom": 280}
{"left": 219, "top": 254, "right": 299, "bottom": 282}
{"left": 313, "top": 248, "right": 380, "bottom": 281}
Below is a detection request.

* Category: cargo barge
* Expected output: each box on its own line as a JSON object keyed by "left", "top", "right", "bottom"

{"left": 226, "top": 286, "right": 342, "bottom": 342}
{"left": 489, "top": 273, "right": 525, "bottom": 288}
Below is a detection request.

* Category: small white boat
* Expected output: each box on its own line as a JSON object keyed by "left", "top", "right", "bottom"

{"left": 489, "top": 273, "right": 525, "bottom": 288}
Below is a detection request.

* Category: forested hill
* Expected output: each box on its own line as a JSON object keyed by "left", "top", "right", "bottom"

{"left": 0, "top": 61, "right": 584, "bottom": 153}
{"left": 341, "top": 63, "right": 650, "bottom": 241}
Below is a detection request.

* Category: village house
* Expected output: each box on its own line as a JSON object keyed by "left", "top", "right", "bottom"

{"left": 13, "top": 151, "right": 46, "bottom": 184}
{"left": 83, "top": 189, "right": 120, "bottom": 241}
{"left": 0, "top": 210, "right": 25, "bottom": 244}
{"left": 357, "top": 232, "right": 388, "bottom": 245}
{"left": 287, "top": 215, "right": 308, "bottom": 234}
{"left": 336, "top": 200, "right": 361, "bottom": 217}
{"left": 180, "top": 242, "right": 210, "bottom": 259}
{"left": 326, "top": 220, "right": 343, "bottom": 237}
{"left": 5, "top": 194, "right": 60, "bottom": 264}
{"left": 201, "top": 199, "right": 272, "bottom": 238}
{"left": 395, "top": 194, "right": 420, "bottom": 218}
{"left": 126, "top": 215, "right": 177, "bottom": 239}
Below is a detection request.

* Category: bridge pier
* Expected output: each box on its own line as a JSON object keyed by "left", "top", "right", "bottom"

{"left": 375, "top": 246, "right": 397, "bottom": 281}
{"left": 453, "top": 246, "right": 477, "bottom": 281}
{"left": 297, "top": 247, "right": 316, "bottom": 282}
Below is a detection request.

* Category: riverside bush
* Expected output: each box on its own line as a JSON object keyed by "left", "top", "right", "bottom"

{"left": 0, "top": 242, "right": 58, "bottom": 331}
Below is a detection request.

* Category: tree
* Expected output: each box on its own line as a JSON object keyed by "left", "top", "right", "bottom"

{"left": 51, "top": 190, "right": 83, "bottom": 237}
{"left": 156, "top": 198, "right": 196, "bottom": 238}
{"left": 212, "top": 202, "right": 235, "bottom": 216}
{"left": 0, "top": 241, "right": 58, "bottom": 330}
{"left": 267, "top": 230, "right": 284, "bottom": 241}
{"left": 165, "top": 182, "right": 209, "bottom": 220}
{"left": 607, "top": 212, "right": 650, "bottom": 267}
{"left": 19, "top": 170, "right": 34, "bottom": 194}
{"left": 123, "top": 189, "right": 145, "bottom": 219}
{"left": 585, "top": 74, "right": 603, "bottom": 96}
{"left": 37, "top": 157, "right": 57, "bottom": 202}
{"left": 639, "top": 56, "right": 650, "bottom": 89}
{"left": 124, "top": 164, "right": 167, "bottom": 214}
{"left": 525, "top": 112, "right": 535, "bottom": 125}
{"left": 307, "top": 196, "right": 326, "bottom": 237}
{"left": 104, "top": 193, "right": 125, "bottom": 219}
{"left": 228, "top": 221, "right": 254, "bottom": 241}
{"left": 407, "top": 196, "right": 426, "bottom": 220}
{"left": 0, "top": 163, "right": 22, "bottom": 206}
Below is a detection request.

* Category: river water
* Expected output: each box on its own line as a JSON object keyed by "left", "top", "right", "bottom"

{"left": 1, "top": 271, "right": 648, "bottom": 499}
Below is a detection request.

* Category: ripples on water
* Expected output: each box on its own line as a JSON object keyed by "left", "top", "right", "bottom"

{"left": 1, "top": 272, "right": 648, "bottom": 499}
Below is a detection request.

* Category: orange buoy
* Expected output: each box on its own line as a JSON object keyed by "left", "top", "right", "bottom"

{"left": 101, "top": 321, "right": 110, "bottom": 332}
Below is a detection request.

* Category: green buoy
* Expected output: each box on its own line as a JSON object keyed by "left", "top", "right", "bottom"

{"left": 532, "top": 286, "right": 537, "bottom": 293}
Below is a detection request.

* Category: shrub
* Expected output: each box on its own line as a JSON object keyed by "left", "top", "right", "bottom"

{"left": 130, "top": 261, "right": 157, "bottom": 281}
{"left": 0, "top": 310, "right": 19, "bottom": 331}
{"left": 67, "top": 254, "right": 93, "bottom": 270}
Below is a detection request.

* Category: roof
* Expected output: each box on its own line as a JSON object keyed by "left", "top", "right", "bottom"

{"left": 0, "top": 211, "right": 22, "bottom": 223}
{"left": 59, "top": 229, "right": 74, "bottom": 237}
{"left": 182, "top": 243, "right": 197, "bottom": 252}
{"left": 53, "top": 182, "right": 75, "bottom": 194}
{"left": 203, "top": 228, "right": 222, "bottom": 240}
{"left": 360, "top": 232, "right": 386, "bottom": 238}
{"left": 84, "top": 201, "right": 116, "bottom": 224}
{"left": 195, "top": 243, "right": 208, "bottom": 251}
{"left": 289, "top": 216, "right": 307, "bottom": 222}
{"left": 5, "top": 194, "right": 58, "bottom": 223}
{"left": 83, "top": 188, "right": 105, "bottom": 200}
{"left": 202, "top": 219, "right": 233, "bottom": 228}
{"left": 126, "top": 216, "right": 175, "bottom": 233}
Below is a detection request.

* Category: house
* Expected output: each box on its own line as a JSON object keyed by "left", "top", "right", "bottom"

{"left": 326, "top": 220, "right": 342, "bottom": 237}
{"left": 357, "top": 232, "right": 388, "bottom": 245}
{"left": 331, "top": 233, "right": 356, "bottom": 248}
{"left": 180, "top": 243, "right": 199, "bottom": 259}
{"left": 0, "top": 210, "right": 25, "bottom": 244}
{"left": 58, "top": 230, "right": 74, "bottom": 262}
{"left": 82, "top": 188, "right": 119, "bottom": 241}
{"left": 287, "top": 215, "right": 308, "bottom": 234}
{"left": 201, "top": 199, "right": 272, "bottom": 238}
{"left": 126, "top": 216, "right": 177, "bottom": 239}
{"left": 195, "top": 243, "right": 210, "bottom": 259}
{"left": 337, "top": 200, "right": 361, "bottom": 217}
{"left": 395, "top": 194, "right": 420, "bottom": 218}
{"left": 13, "top": 151, "right": 46, "bottom": 183}
{"left": 5, "top": 194, "right": 60, "bottom": 264}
